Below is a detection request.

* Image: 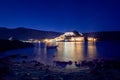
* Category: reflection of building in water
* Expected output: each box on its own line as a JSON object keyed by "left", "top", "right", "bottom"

{"left": 55, "top": 31, "right": 84, "bottom": 42}
{"left": 87, "top": 42, "right": 97, "bottom": 60}
{"left": 55, "top": 42, "right": 97, "bottom": 62}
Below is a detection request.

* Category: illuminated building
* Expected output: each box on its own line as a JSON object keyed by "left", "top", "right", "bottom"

{"left": 54, "top": 31, "right": 84, "bottom": 42}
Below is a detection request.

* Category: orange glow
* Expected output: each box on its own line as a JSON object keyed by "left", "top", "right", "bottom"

{"left": 88, "top": 37, "right": 93, "bottom": 41}
{"left": 75, "top": 37, "right": 84, "bottom": 41}
{"left": 93, "top": 38, "right": 97, "bottom": 41}
{"left": 55, "top": 38, "right": 64, "bottom": 41}
{"left": 70, "top": 37, "right": 84, "bottom": 41}
{"left": 88, "top": 37, "right": 97, "bottom": 42}
{"left": 44, "top": 39, "right": 49, "bottom": 42}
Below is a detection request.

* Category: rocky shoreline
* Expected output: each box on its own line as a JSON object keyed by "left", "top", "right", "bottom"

{"left": 0, "top": 39, "right": 34, "bottom": 52}
{"left": 0, "top": 57, "right": 120, "bottom": 80}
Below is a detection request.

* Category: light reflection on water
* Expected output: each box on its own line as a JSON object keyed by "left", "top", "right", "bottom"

{"left": 1, "top": 41, "right": 120, "bottom": 68}
{"left": 54, "top": 42, "right": 97, "bottom": 62}
{"left": 33, "top": 42, "right": 97, "bottom": 67}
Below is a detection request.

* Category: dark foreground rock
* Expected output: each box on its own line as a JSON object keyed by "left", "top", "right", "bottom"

{"left": 0, "top": 39, "right": 34, "bottom": 52}
{"left": 0, "top": 58, "right": 120, "bottom": 80}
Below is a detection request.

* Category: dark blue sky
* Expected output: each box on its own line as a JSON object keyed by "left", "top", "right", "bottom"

{"left": 0, "top": 0, "right": 120, "bottom": 32}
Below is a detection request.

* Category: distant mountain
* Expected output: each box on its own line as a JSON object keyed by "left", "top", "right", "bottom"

{"left": 0, "top": 27, "right": 62, "bottom": 40}
{"left": 83, "top": 31, "right": 120, "bottom": 41}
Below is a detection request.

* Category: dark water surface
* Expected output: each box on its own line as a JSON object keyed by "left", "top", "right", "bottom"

{"left": 0, "top": 41, "right": 120, "bottom": 68}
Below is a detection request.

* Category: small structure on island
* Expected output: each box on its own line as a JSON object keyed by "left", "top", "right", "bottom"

{"left": 55, "top": 31, "right": 84, "bottom": 42}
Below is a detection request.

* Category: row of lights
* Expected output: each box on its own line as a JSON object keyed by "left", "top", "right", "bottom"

{"left": 87, "top": 37, "right": 97, "bottom": 42}
{"left": 22, "top": 37, "right": 97, "bottom": 43}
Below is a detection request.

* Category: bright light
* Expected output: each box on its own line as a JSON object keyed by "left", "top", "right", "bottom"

{"left": 54, "top": 31, "right": 85, "bottom": 42}
{"left": 88, "top": 37, "right": 97, "bottom": 42}
{"left": 48, "top": 39, "right": 52, "bottom": 42}
{"left": 71, "top": 37, "right": 75, "bottom": 41}
{"left": 88, "top": 37, "right": 93, "bottom": 41}
{"left": 44, "top": 39, "right": 54, "bottom": 42}
{"left": 70, "top": 37, "right": 84, "bottom": 41}
{"left": 75, "top": 37, "right": 84, "bottom": 41}
{"left": 44, "top": 39, "right": 49, "bottom": 42}
{"left": 93, "top": 38, "right": 97, "bottom": 41}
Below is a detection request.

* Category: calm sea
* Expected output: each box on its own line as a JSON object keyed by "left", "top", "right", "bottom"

{"left": 0, "top": 41, "right": 120, "bottom": 68}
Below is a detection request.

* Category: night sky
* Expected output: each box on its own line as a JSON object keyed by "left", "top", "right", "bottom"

{"left": 0, "top": 0, "right": 120, "bottom": 32}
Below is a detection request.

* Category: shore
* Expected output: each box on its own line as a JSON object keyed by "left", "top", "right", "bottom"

{"left": 0, "top": 57, "right": 120, "bottom": 80}
{"left": 0, "top": 39, "right": 34, "bottom": 52}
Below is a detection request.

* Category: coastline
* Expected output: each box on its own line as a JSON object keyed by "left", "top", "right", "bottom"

{"left": 0, "top": 39, "right": 34, "bottom": 52}
{"left": 0, "top": 57, "right": 120, "bottom": 80}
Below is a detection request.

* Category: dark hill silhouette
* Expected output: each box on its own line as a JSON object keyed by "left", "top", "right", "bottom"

{"left": 0, "top": 27, "right": 62, "bottom": 40}
{"left": 83, "top": 31, "right": 120, "bottom": 41}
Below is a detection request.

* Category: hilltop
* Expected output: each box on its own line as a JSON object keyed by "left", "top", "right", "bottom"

{"left": 0, "top": 27, "right": 62, "bottom": 40}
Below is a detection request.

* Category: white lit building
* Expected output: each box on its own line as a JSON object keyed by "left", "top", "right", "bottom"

{"left": 55, "top": 31, "right": 84, "bottom": 42}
